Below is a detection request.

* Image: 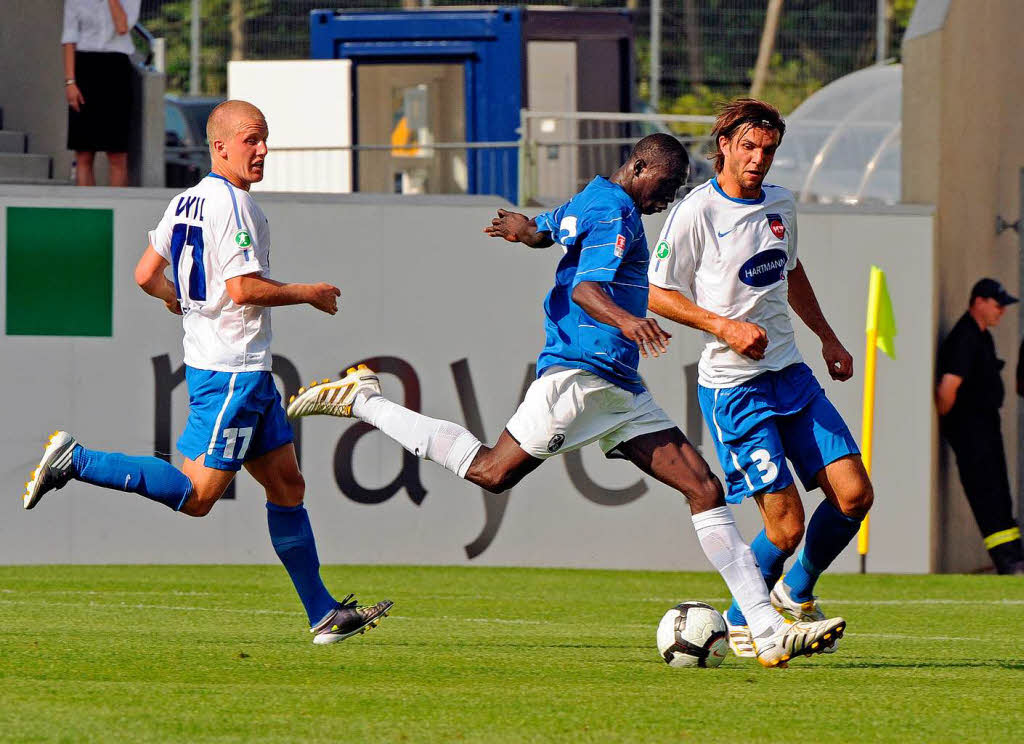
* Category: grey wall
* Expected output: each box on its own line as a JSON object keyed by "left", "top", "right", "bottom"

{"left": 903, "top": 0, "right": 1024, "bottom": 571}
{"left": 0, "top": 0, "right": 71, "bottom": 179}
{"left": 0, "top": 187, "right": 935, "bottom": 572}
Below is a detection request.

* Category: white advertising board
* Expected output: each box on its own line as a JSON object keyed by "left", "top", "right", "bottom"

{"left": 227, "top": 60, "right": 353, "bottom": 193}
{"left": 0, "top": 187, "right": 934, "bottom": 572}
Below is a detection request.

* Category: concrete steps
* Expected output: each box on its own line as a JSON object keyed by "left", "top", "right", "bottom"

{"left": 0, "top": 105, "right": 56, "bottom": 182}
{"left": 0, "top": 130, "right": 27, "bottom": 153}
{"left": 0, "top": 177, "right": 67, "bottom": 186}
{"left": 0, "top": 152, "right": 51, "bottom": 180}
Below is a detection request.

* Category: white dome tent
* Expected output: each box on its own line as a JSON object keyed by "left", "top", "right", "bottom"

{"left": 770, "top": 64, "right": 902, "bottom": 205}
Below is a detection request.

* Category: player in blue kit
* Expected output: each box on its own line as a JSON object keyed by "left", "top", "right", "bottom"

{"left": 288, "top": 133, "right": 846, "bottom": 667}
{"left": 22, "top": 100, "right": 392, "bottom": 645}
{"left": 648, "top": 99, "right": 874, "bottom": 657}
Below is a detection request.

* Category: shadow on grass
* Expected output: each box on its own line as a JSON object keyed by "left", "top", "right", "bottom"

{"left": 826, "top": 659, "right": 1024, "bottom": 670}
{"left": 383, "top": 640, "right": 648, "bottom": 651}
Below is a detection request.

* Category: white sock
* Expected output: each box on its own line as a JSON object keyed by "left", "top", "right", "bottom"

{"left": 691, "top": 506, "right": 784, "bottom": 639}
{"left": 353, "top": 392, "right": 482, "bottom": 478}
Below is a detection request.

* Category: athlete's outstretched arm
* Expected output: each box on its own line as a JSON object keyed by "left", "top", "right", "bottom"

{"left": 225, "top": 274, "right": 340, "bottom": 315}
{"left": 483, "top": 209, "right": 554, "bottom": 248}
{"left": 648, "top": 285, "right": 767, "bottom": 360}
{"left": 134, "top": 244, "right": 182, "bottom": 315}
{"left": 787, "top": 260, "right": 853, "bottom": 381}
{"left": 572, "top": 281, "right": 671, "bottom": 358}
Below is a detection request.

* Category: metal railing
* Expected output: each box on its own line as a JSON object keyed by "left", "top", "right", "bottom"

{"left": 517, "top": 110, "right": 717, "bottom": 205}
{"left": 130, "top": 23, "right": 157, "bottom": 69}
{"left": 166, "top": 112, "right": 718, "bottom": 202}
{"left": 266, "top": 141, "right": 519, "bottom": 197}
{"left": 165, "top": 110, "right": 902, "bottom": 207}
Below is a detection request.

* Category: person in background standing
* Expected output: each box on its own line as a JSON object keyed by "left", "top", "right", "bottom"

{"left": 937, "top": 278, "right": 1024, "bottom": 574}
{"left": 61, "top": 0, "right": 140, "bottom": 186}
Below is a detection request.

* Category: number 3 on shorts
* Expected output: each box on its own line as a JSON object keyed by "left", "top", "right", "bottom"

{"left": 750, "top": 448, "right": 778, "bottom": 484}
{"left": 222, "top": 426, "right": 253, "bottom": 460}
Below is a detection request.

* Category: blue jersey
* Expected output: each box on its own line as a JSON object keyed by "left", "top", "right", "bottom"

{"left": 534, "top": 177, "right": 648, "bottom": 393}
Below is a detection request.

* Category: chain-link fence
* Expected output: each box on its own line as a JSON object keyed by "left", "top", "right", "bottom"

{"left": 141, "top": 1, "right": 913, "bottom": 114}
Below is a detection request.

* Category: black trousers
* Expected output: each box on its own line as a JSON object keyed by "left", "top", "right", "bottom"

{"left": 943, "top": 414, "right": 1022, "bottom": 572}
{"left": 67, "top": 51, "right": 133, "bottom": 153}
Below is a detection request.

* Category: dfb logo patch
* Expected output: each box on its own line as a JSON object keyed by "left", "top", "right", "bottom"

{"left": 547, "top": 434, "right": 565, "bottom": 453}
{"left": 766, "top": 213, "right": 786, "bottom": 240}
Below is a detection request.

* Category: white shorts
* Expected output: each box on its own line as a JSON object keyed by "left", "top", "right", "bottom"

{"left": 505, "top": 366, "right": 676, "bottom": 459}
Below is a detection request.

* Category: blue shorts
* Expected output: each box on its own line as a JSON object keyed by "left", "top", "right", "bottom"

{"left": 177, "top": 367, "right": 294, "bottom": 471}
{"left": 698, "top": 363, "right": 859, "bottom": 504}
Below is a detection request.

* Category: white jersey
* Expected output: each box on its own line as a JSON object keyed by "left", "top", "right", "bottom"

{"left": 649, "top": 178, "right": 802, "bottom": 388}
{"left": 149, "top": 173, "right": 272, "bottom": 372}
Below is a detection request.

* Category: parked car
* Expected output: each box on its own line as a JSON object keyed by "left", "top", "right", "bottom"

{"left": 165, "top": 95, "right": 223, "bottom": 188}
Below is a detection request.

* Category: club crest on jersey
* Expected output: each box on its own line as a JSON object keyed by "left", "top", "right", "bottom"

{"left": 738, "top": 248, "right": 789, "bottom": 288}
{"left": 766, "top": 213, "right": 786, "bottom": 240}
{"left": 615, "top": 234, "right": 627, "bottom": 257}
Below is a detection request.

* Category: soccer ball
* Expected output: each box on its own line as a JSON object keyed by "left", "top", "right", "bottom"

{"left": 656, "top": 601, "right": 729, "bottom": 668}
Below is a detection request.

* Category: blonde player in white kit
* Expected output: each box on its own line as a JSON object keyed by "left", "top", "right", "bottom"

{"left": 22, "top": 100, "right": 392, "bottom": 645}
{"left": 648, "top": 99, "right": 874, "bottom": 657}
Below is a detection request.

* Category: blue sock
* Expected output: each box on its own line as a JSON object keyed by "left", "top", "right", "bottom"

{"left": 727, "top": 529, "right": 790, "bottom": 626}
{"left": 72, "top": 445, "right": 193, "bottom": 511}
{"left": 266, "top": 502, "right": 337, "bottom": 626}
{"left": 784, "top": 500, "right": 862, "bottom": 602}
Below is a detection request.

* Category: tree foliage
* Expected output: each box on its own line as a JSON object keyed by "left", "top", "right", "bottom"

{"left": 142, "top": 0, "right": 916, "bottom": 110}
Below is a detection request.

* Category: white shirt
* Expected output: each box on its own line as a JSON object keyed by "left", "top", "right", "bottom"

{"left": 149, "top": 173, "right": 273, "bottom": 373}
{"left": 61, "top": 0, "right": 141, "bottom": 55}
{"left": 649, "top": 178, "right": 802, "bottom": 388}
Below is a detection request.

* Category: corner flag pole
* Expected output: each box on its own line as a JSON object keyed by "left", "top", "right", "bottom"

{"left": 858, "top": 323, "right": 877, "bottom": 575}
{"left": 859, "top": 266, "right": 897, "bottom": 574}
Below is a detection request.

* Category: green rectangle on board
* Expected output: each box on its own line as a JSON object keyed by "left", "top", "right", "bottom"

{"left": 6, "top": 206, "right": 113, "bottom": 336}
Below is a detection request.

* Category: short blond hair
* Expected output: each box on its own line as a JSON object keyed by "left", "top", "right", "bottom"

{"left": 206, "top": 100, "right": 266, "bottom": 146}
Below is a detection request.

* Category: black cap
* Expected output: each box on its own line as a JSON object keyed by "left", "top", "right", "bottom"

{"left": 970, "top": 278, "right": 1019, "bottom": 306}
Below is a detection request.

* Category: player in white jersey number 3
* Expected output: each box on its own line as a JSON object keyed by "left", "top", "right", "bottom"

{"left": 288, "top": 133, "right": 845, "bottom": 667}
{"left": 23, "top": 100, "right": 392, "bottom": 645}
{"left": 648, "top": 99, "right": 874, "bottom": 657}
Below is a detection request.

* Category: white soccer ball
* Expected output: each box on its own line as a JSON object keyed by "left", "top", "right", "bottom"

{"left": 656, "top": 601, "right": 729, "bottom": 668}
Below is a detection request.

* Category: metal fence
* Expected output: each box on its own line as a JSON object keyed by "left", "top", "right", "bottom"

{"left": 141, "top": 1, "right": 910, "bottom": 112}
{"left": 165, "top": 108, "right": 900, "bottom": 206}
{"left": 518, "top": 110, "right": 717, "bottom": 205}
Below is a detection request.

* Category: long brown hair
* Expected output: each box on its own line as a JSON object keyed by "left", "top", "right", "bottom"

{"left": 709, "top": 98, "right": 786, "bottom": 173}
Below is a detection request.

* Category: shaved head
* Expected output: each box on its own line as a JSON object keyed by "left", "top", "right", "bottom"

{"left": 206, "top": 100, "right": 267, "bottom": 146}
{"left": 628, "top": 133, "right": 688, "bottom": 173}
{"left": 206, "top": 99, "right": 269, "bottom": 190}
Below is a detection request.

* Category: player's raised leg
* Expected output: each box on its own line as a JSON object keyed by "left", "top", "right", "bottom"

{"left": 244, "top": 442, "right": 392, "bottom": 644}
{"left": 614, "top": 427, "right": 845, "bottom": 667}
{"left": 776, "top": 454, "right": 873, "bottom": 612}
{"left": 24, "top": 430, "right": 199, "bottom": 512}
{"left": 287, "top": 364, "right": 543, "bottom": 493}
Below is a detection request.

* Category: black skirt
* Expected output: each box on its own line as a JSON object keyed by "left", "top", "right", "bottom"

{"left": 67, "top": 50, "right": 133, "bottom": 153}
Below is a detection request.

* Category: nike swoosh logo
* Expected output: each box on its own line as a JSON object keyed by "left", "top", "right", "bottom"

{"left": 717, "top": 228, "right": 735, "bottom": 238}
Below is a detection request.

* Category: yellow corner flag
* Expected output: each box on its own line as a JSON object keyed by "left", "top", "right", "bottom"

{"left": 859, "top": 265, "right": 896, "bottom": 573}
{"left": 866, "top": 266, "right": 897, "bottom": 359}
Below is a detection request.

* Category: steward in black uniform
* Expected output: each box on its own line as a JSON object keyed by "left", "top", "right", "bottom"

{"left": 936, "top": 278, "right": 1023, "bottom": 574}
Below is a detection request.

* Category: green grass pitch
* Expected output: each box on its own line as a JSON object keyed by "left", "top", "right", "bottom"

{"left": 1, "top": 565, "right": 1021, "bottom": 742}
